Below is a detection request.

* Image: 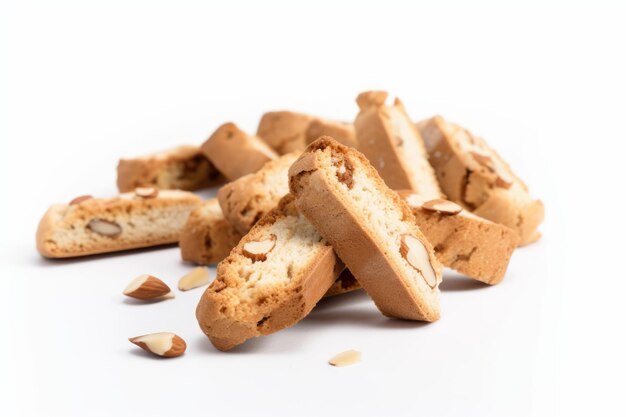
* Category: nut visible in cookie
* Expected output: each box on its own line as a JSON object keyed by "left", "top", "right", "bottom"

{"left": 422, "top": 199, "right": 463, "bottom": 215}
{"left": 134, "top": 187, "right": 159, "bottom": 198}
{"left": 129, "top": 332, "right": 186, "bottom": 358}
{"left": 400, "top": 234, "right": 437, "bottom": 288}
{"left": 470, "top": 151, "right": 513, "bottom": 189}
{"left": 178, "top": 267, "right": 210, "bottom": 291}
{"left": 242, "top": 234, "right": 276, "bottom": 262}
{"left": 123, "top": 274, "right": 174, "bottom": 300}
{"left": 328, "top": 349, "right": 361, "bottom": 367}
{"left": 87, "top": 219, "right": 122, "bottom": 237}
{"left": 69, "top": 195, "right": 93, "bottom": 205}
{"left": 334, "top": 158, "right": 354, "bottom": 188}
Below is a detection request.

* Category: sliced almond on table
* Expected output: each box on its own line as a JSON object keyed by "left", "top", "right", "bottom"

{"left": 129, "top": 332, "right": 186, "bottom": 358}
{"left": 329, "top": 349, "right": 361, "bottom": 367}
{"left": 242, "top": 234, "right": 277, "bottom": 262}
{"left": 123, "top": 274, "right": 174, "bottom": 300}
{"left": 178, "top": 267, "right": 210, "bottom": 291}
{"left": 422, "top": 199, "right": 463, "bottom": 215}
{"left": 69, "top": 195, "right": 93, "bottom": 205}
{"left": 87, "top": 219, "right": 122, "bottom": 237}
{"left": 134, "top": 187, "right": 159, "bottom": 198}
{"left": 400, "top": 234, "right": 438, "bottom": 288}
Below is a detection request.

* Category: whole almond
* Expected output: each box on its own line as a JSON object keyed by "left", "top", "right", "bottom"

{"left": 123, "top": 274, "right": 174, "bottom": 300}
{"left": 400, "top": 234, "right": 438, "bottom": 288}
{"left": 129, "top": 332, "right": 186, "bottom": 358}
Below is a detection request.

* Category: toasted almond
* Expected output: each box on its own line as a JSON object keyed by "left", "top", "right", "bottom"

{"left": 87, "top": 219, "right": 122, "bottom": 237}
{"left": 396, "top": 190, "right": 426, "bottom": 208}
{"left": 400, "top": 234, "right": 438, "bottom": 288}
{"left": 123, "top": 274, "right": 173, "bottom": 300}
{"left": 422, "top": 199, "right": 463, "bottom": 215}
{"left": 178, "top": 267, "right": 210, "bottom": 291}
{"left": 129, "top": 332, "right": 186, "bottom": 358}
{"left": 329, "top": 349, "right": 361, "bottom": 367}
{"left": 242, "top": 234, "right": 277, "bottom": 262}
{"left": 135, "top": 187, "right": 159, "bottom": 198}
{"left": 69, "top": 195, "right": 93, "bottom": 205}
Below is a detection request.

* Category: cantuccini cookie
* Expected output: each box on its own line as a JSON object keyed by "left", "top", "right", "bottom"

{"left": 196, "top": 195, "right": 343, "bottom": 351}
{"left": 354, "top": 91, "right": 442, "bottom": 199}
{"left": 217, "top": 152, "right": 300, "bottom": 234}
{"left": 398, "top": 191, "right": 520, "bottom": 285}
{"left": 256, "top": 111, "right": 317, "bottom": 154}
{"left": 201, "top": 123, "right": 278, "bottom": 180}
{"left": 305, "top": 119, "right": 357, "bottom": 148}
{"left": 37, "top": 189, "right": 202, "bottom": 258}
{"left": 116, "top": 145, "right": 222, "bottom": 192}
{"left": 418, "top": 116, "right": 544, "bottom": 246}
{"left": 179, "top": 198, "right": 244, "bottom": 265}
{"left": 289, "top": 137, "right": 443, "bottom": 321}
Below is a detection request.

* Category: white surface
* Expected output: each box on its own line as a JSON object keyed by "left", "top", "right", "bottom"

{"left": 1, "top": 1, "right": 624, "bottom": 416}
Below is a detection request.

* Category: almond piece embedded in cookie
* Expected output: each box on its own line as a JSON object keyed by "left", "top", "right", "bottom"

{"left": 87, "top": 219, "right": 122, "bottom": 237}
{"left": 69, "top": 195, "right": 93, "bottom": 205}
{"left": 134, "top": 187, "right": 159, "bottom": 198}
{"left": 123, "top": 274, "right": 174, "bottom": 300}
{"left": 328, "top": 349, "right": 361, "bottom": 367}
{"left": 400, "top": 234, "right": 438, "bottom": 288}
{"left": 242, "top": 234, "right": 276, "bottom": 262}
{"left": 129, "top": 332, "right": 186, "bottom": 358}
{"left": 422, "top": 199, "right": 463, "bottom": 215}
{"left": 178, "top": 267, "right": 210, "bottom": 291}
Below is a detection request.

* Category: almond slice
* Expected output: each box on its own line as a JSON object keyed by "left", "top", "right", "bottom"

{"left": 135, "top": 187, "right": 159, "bottom": 198}
{"left": 329, "top": 349, "right": 361, "bottom": 367}
{"left": 422, "top": 199, "right": 463, "bottom": 215}
{"left": 87, "top": 219, "right": 122, "bottom": 237}
{"left": 69, "top": 195, "right": 93, "bottom": 205}
{"left": 178, "top": 267, "right": 210, "bottom": 291}
{"left": 400, "top": 234, "right": 438, "bottom": 288}
{"left": 242, "top": 234, "right": 277, "bottom": 262}
{"left": 129, "top": 332, "right": 186, "bottom": 358}
{"left": 123, "top": 274, "right": 174, "bottom": 300}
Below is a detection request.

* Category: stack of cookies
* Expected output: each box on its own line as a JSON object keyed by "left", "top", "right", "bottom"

{"left": 36, "top": 90, "right": 543, "bottom": 353}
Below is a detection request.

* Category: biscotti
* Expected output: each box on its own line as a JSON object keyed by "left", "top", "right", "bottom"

{"left": 37, "top": 189, "right": 202, "bottom": 258}
{"left": 418, "top": 116, "right": 544, "bottom": 245}
{"left": 354, "top": 91, "right": 442, "bottom": 199}
{"left": 256, "top": 111, "right": 317, "bottom": 154}
{"left": 217, "top": 152, "right": 300, "bottom": 234}
{"left": 289, "top": 137, "right": 443, "bottom": 321}
{"left": 305, "top": 119, "right": 357, "bottom": 148}
{"left": 325, "top": 269, "right": 361, "bottom": 297}
{"left": 179, "top": 198, "right": 243, "bottom": 265}
{"left": 398, "top": 191, "right": 520, "bottom": 285}
{"left": 201, "top": 123, "right": 278, "bottom": 180}
{"left": 196, "top": 195, "right": 343, "bottom": 351}
{"left": 117, "top": 145, "right": 222, "bottom": 192}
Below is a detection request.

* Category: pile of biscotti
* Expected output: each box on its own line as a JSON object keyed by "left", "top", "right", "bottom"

{"left": 37, "top": 90, "right": 544, "bottom": 352}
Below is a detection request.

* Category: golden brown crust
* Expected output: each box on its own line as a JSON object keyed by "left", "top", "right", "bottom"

{"left": 305, "top": 119, "right": 357, "bottom": 148}
{"left": 196, "top": 195, "right": 342, "bottom": 351}
{"left": 397, "top": 191, "right": 520, "bottom": 284}
{"left": 256, "top": 111, "right": 317, "bottom": 154}
{"left": 36, "top": 190, "right": 202, "bottom": 258}
{"left": 179, "top": 199, "right": 244, "bottom": 265}
{"left": 117, "top": 145, "right": 222, "bottom": 192}
{"left": 354, "top": 91, "right": 442, "bottom": 198}
{"left": 201, "top": 123, "right": 278, "bottom": 180}
{"left": 324, "top": 269, "right": 361, "bottom": 297}
{"left": 418, "top": 116, "right": 544, "bottom": 245}
{"left": 289, "top": 137, "right": 442, "bottom": 321}
{"left": 217, "top": 152, "right": 299, "bottom": 234}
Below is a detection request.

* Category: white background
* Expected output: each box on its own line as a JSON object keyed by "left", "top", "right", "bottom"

{"left": 1, "top": 1, "right": 625, "bottom": 416}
